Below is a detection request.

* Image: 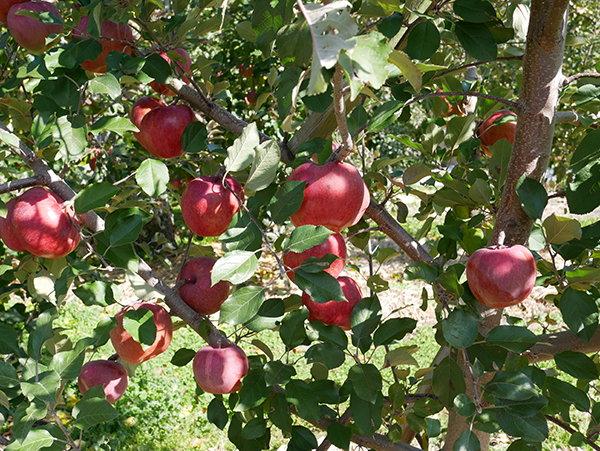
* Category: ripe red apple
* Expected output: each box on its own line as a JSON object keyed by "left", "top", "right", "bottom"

{"left": 150, "top": 48, "right": 192, "bottom": 96}
{"left": 72, "top": 15, "right": 134, "bottom": 73}
{"left": 178, "top": 257, "right": 230, "bottom": 315}
{"left": 0, "top": 0, "right": 25, "bottom": 23}
{"left": 78, "top": 360, "right": 129, "bottom": 403}
{"left": 130, "top": 96, "right": 165, "bottom": 148}
{"left": 239, "top": 63, "right": 253, "bottom": 78}
{"left": 245, "top": 90, "right": 257, "bottom": 105}
{"left": 7, "top": 1, "right": 64, "bottom": 54}
{"left": 302, "top": 276, "right": 363, "bottom": 330}
{"left": 168, "top": 178, "right": 183, "bottom": 190}
{"left": 283, "top": 232, "right": 346, "bottom": 283}
{"left": 181, "top": 175, "right": 244, "bottom": 237}
{"left": 8, "top": 187, "right": 79, "bottom": 258}
{"left": 136, "top": 103, "right": 195, "bottom": 159}
{"left": 193, "top": 344, "right": 248, "bottom": 394}
{"left": 110, "top": 302, "right": 173, "bottom": 364}
{"left": 288, "top": 161, "right": 370, "bottom": 233}
{"left": 477, "top": 110, "right": 517, "bottom": 157}
{"left": 0, "top": 198, "right": 27, "bottom": 252}
{"left": 466, "top": 244, "right": 536, "bottom": 308}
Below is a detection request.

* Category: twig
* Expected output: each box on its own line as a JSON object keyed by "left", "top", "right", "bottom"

{"left": 545, "top": 415, "right": 600, "bottom": 451}
{"left": 316, "top": 408, "right": 352, "bottom": 451}
{"left": 47, "top": 404, "right": 80, "bottom": 451}
{"left": 562, "top": 72, "right": 600, "bottom": 87}
{"left": 0, "top": 175, "right": 45, "bottom": 194}
{"left": 403, "top": 91, "right": 521, "bottom": 112}
{"left": 433, "top": 56, "right": 524, "bottom": 81}
{"left": 328, "top": 64, "right": 354, "bottom": 162}
{"left": 462, "top": 349, "right": 482, "bottom": 413}
{"left": 555, "top": 111, "right": 599, "bottom": 128}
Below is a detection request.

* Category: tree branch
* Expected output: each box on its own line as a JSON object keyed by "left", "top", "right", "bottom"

{"left": 403, "top": 91, "right": 521, "bottom": 113}
{"left": 0, "top": 175, "right": 45, "bottom": 195}
{"left": 330, "top": 64, "right": 354, "bottom": 162}
{"left": 545, "top": 415, "right": 600, "bottom": 451}
{"left": 432, "top": 56, "right": 524, "bottom": 81}
{"left": 562, "top": 72, "right": 600, "bottom": 87}
{"left": 555, "top": 111, "right": 599, "bottom": 128}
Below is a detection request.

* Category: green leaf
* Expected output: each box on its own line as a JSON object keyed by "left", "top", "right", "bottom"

{"left": 327, "top": 422, "right": 352, "bottom": 450}
{"left": 373, "top": 318, "right": 417, "bottom": 347}
{"left": 432, "top": 356, "right": 467, "bottom": 406}
{"left": 403, "top": 163, "right": 431, "bottom": 186}
{"left": 485, "top": 325, "right": 538, "bottom": 353}
{"left": 469, "top": 179, "right": 492, "bottom": 205}
{"left": 246, "top": 140, "right": 281, "bottom": 192}
{"left": 88, "top": 73, "right": 121, "bottom": 99}
{"left": 242, "top": 418, "right": 267, "bottom": 440}
{"left": 106, "top": 210, "right": 144, "bottom": 247}
{"left": 279, "top": 308, "right": 309, "bottom": 349}
{"left": 72, "top": 385, "right": 119, "bottom": 429}
{"left": 443, "top": 309, "right": 479, "bottom": 349}
{"left": 305, "top": 342, "right": 346, "bottom": 369}
{"left": 225, "top": 122, "right": 259, "bottom": 172}
{"left": 269, "top": 392, "right": 293, "bottom": 432}
{"left": 404, "top": 20, "right": 440, "bottom": 61}
{"left": 12, "top": 400, "right": 47, "bottom": 443}
{"left": 566, "top": 161, "right": 600, "bottom": 214}
{"left": 453, "top": 429, "right": 481, "bottom": 451}
{"left": 49, "top": 338, "right": 92, "bottom": 380}
{"left": 368, "top": 100, "right": 403, "bottom": 133}
{"left": 264, "top": 361, "right": 296, "bottom": 386}
{"left": 74, "top": 183, "right": 119, "bottom": 214}
{"left": 294, "top": 269, "right": 346, "bottom": 304}
{"left": 546, "top": 377, "right": 590, "bottom": 412}
{"left": 212, "top": 250, "right": 258, "bottom": 285}
{"left": 350, "top": 391, "right": 383, "bottom": 435}
{"left": 171, "top": 348, "right": 196, "bottom": 367}
{"left": 484, "top": 371, "right": 538, "bottom": 401}
{"left": 404, "top": 261, "right": 439, "bottom": 283}
{"left": 454, "top": 0, "right": 497, "bottom": 23}
{"left": 454, "top": 393, "right": 476, "bottom": 417}
{"left": 572, "top": 83, "right": 600, "bottom": 106}
{"left": 234, "top": 368, "right": 270, "bottom": 411}
{"left": 89, "top": 116, "right": 138, "bottom": 135}
{"left": 291, "top": 425, "right": 318, "bottom": 449}
{"left": 0, "top": 322, "right": 20, "bottom": 354}
{"left": 207, "top": 398, "right": 229, "bottom": 430}
{"left": 543, "top": 214, "right": 582, "bottom": 244}
{"left": 5, "top": 429, "right": 54, "bottom": 451}
{"left": 136, "top": 159, "right": 169, "bottom": 197}
{"left": 21, "top": 370, "right": 61, "bottom": 403}
{"left": 73, "top": 281, "right": 119, "bottom": 307}
{"left": 143, "top": 52, "right": 172, "bottom": 84}
{"left": 454, "top": 21, "right": 497, "bottom": 61}
{"left": 284, "top": 225, "right": 332, "bottom": 253}
{"left": 27, "top": 309, "right": 56, "bottom": 360}
{"left": 276, "top": 21, "right": 312, "bottom": 68}
{"left": 388, "top": 50, "right": 422, "bottom": 92}
{"left": 569, "top": 128, "right": 600, "bottom": 173}
{"left": 219, "top": 286, "right": 265, "bottom": 325}
{"left": 270, "top": 180, "right": 306, "bottom": 224}
{"left": 348, "top": 363, "right": 382, "bottom": 404}
{"left": 351, "top": 296, "right": 382, "bottom": 353}
{"left": 286, "top": 379, "right": 320, "bottom": 421}
{"left": 122, "top": 308, "right": 157, "bottom": 348}
{"left": 554, "top": 350, "right": 599, "bottom": 380}
{"left": 515, "top": 175, "right": 547, "bottom": 220}
{"left": 54, "top": 116, "right": 87, "bottom": 161}
{"left": 0, "top": 361, "right": 19, "bottom": 388}
{"left": 182, "top": 122, "right": 208, "bottom": 153}
{"left": 445, "top": 115, "right": 477, "bottom": 152}
{"left": 245, "top": 298, "right": 286, "bottom": 331}
{"left": 560, "top": 287, "right": 598, "bottom": 342}
{"left": 384, "top": 347, "right": 419, "bottom": 367}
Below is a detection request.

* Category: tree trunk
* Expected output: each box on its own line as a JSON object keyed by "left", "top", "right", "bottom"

{"left": 443, "top": 1, "right": 569, "bottom": 449}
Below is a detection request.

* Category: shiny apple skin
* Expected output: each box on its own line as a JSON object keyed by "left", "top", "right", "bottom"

{"left": 0, "top": 198, "right": 27, "bottom": 252}
{"left": 178, "top": 257, "right": 230, "bottom": 315}
{"left": 193, "top": 344, "right": 249, "bottom": 394}
{"left": 478, "top": 110, "right": 517, "bottom": 157}
{"left": 466, "top": 244, "right": 537, "bottom": 308}
{"left": 7, "top": 1, "right": 63, "bottom": 54}
{"left": 283, "top": 232, "right": 346, "bottom": 283}
{"left": 138, "top": 104, "right": 195, "bottom": 159}
{"left": 78, "top": 360, "right": 129, "bottom": 403}
{"left": 302, "top": 276, "right": 363, "bottom": 330}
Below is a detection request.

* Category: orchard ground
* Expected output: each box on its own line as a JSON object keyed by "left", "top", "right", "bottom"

{"left": 0, "top": 196, "right": 593, "bottom": 451}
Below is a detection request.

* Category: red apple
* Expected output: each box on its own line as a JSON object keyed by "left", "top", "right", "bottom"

{"left": 466, "top": 244, "right": 536, "bottom": 308}
{"left": 302, "top": 276, "right": 363, "bottom": 330}
{"left": 9, "top": 187, "right": 79, "bottom": 259}
{"left": 110, "top": 302, "right": 173, "bottom": 364}
{"left": 245, "top": 90, "right": 257, "bottom": 105}
{"left": 288, "top": 161, "right": 370, "bottom": 233}
{"left": 0, "top": 198, "right": 27, "bottom": 252}
{"left": 239, "top": 63, "right": 253, "bottom": 78}
{"left": 178, "top": 257, "right": 230, "bottom": 315}
{"left": 169, "top": 178, "right": 183, "bottom": 190}
{"left": 477, "top": 109, "right": 517, "bottom": 157}
{"left": 72, "top": 15, "right": 134, "bottom": 73}
{"left": 283, "top": 232, "right": 346, "bottom": 283}
{"left": 181, "top": 175, "right": 244, "bottom": 237}
{"left": 193, "top": 344, "right": 248, "bottom": 394}
{"left": 150, "top": 48, "right": 192, "bottom": 96}
{"left": 7, "top": 1, "right": 64, "bottom": 54}
{"left": 130, "top": 96, "right": 166, "bottom": 149}
{"left": 0, "top": 0, "right": 25, "bottom": 23}
{"left": 136, "top": 104, "right": 195, "bottom": 159}
{"left": 78, "top": 360, "right": 129, "bottom": 403}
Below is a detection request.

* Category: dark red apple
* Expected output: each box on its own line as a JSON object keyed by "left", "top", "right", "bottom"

{"left": 72, "top": 15, "right": 134, "bottom": 73}
{"left": 288, "top": 161, "right": 370, "bottom": 233}
{"left": 168, "top": 178, "right": 184, "bottom": 190}
{"left": 137, "top": 104, "right": 195, "bottom": 159}
{"left": 477, "top": 110, "right": 517, "bottom": 157}
{"left": 7, "top": 1, "right": 64, "bottom": 54}
{"left": 302, "top": 276, "right": 363, "bottom": 330}
{"left": 78, "top": 360, "right": 129, "bottom": 403}
{"left": 245, "top": 90, "right": 257, "bottom": 105}
{"left": 193, "top": 344, "right": 248, "bottom": 394}
{"left": 283, "top": 232, "right": 346, "bottom": 283}
{"left": 178, "top": 257, "right": 230, "bottom": 315}
{"left": 110, "top": 302, "right": 173, "bottom": 364}
{"left": 9, "top": 187, "right": 79, "bottom": 258}
{"left": 239, "top": 63, "right": 253, "bottom": 78}
{"left": 130, "top": 96, "right": 165, "bottom": 149}
{"left": 181, "top": 175, "right": 244, "bottom": 237}
{"left": 150, "top": 48, "right": 192, "bottom": 96}
{"left": 466, "top": 244, "right": 536, "bottom": 308}
{"left": 0, "top": 0, "right": 25, "bottom": 23}
{"left": 0, "top": 198, "right": 27, "bottom": 252}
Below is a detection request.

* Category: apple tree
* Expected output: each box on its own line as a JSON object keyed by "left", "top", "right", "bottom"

{"left": 0, "top": 0, "right": 600, "bottom": 450}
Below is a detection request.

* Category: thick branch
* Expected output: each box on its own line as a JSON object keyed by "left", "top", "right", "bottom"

{"left": 0, "top": 175, "right": 45, "bottom": 195}
{"left": 403, "top": 91, "right": 521, "bottom": 112}
{"left": 330, "top": 64, "right": 354, "bottom": 162}
{"left": 528, "top": 328, "right": 600, "bottom": 362}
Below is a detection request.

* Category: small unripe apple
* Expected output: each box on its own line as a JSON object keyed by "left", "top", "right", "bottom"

{"left": 302, "top": 276, "right": 363, "bottom": 330}
{"left": 193, "top": 344, "right": 248, "bottom": 394}
{"left": 72, "top": 15, "right": 134, "bottom": 73}
{"left": 477, "top": 110, "right": 517, "bottom": 157}
{"left": 288, "top": 161, "right": 370, "bottom": 233}
{"left": 150, "top": 48, "right": 192, "bottom": 96}
{"left": 178, "top": 257, "right": 230, "bottom": 315}
{"left": 7, "top": 1, "right": 64, "bottom": 54}
{"left": 181, "top": 175, "right": 244, "bottom": 237}
{"left": 283, "top": 232, "right": 346, "bottom": 283}
{"left": 110, "top": 302, "right": 173, "bottom": 364}
{"left": 0, "top": 198, "right": 27, "bottom": 252}
{"left": 466, "top": 244, "right": 536, "bottom": 308}
{"left": 78, "top": 360, "right": 129, "bottom": 403}
{"left": 9, "top": 187, "right": 80, "bottom": 258}
{"left": 137, "top": 104, "right": 195, "bottom": 159}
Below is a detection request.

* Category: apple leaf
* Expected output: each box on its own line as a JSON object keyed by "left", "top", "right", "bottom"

{"left": 279, "top": 307, "right": 309, "bottom": 349}
{"left": 245, "top": 298, "right": 286, "bottom": 331}
{"left": 73, "top": 386, "right": 119, "bottom": 430}
{"left": 211, "top": 250, "right": 258, "bottom": 285}
{"left": 270, "top": 180, "right": 306, "bottom": 224}
{"left": 454, "top": 0, "right": 497, "bottom": 23}
{"left": 5, "top": 429, "right": 54, "bottom": 451}
{"left": 348, "top": 363, "right": 382, "bottom": 404}
{"left": 11, "top": 400, "right": 47, "bottom": 444}
{"left": 182, "top": 122, "right": 208, "bottom": 153}
{"left": 543, "top": 214, "right": 582, "bottom": 244}
{"left": 566, "top": 161, "right": 600, "bottom": 214}
{"left": 373, "top": 318, "right": 417, "bottom": 347}
{"left": 207, "top": 398, "right": 229, "bottom": 430}
{"left": 516, "top": 175, "right": 548, "bottom": 220}
{"left": 225, "top": 122, "right": 259, "bottom": 172}
{"left": 554, "top": 350, "right": 599, "bottom": 380}
{"left": 219, "top": 286, "right": 265, "bottom": 325}
{"left": 136, "top": 159, "right": 169, "bottom": 197}
{"left": 88, "top": 73, "right": 121, "bottom": 99}
{"left": 432, "top": 356, "right": 467, "bottom": 407}
{"left": 559, "top": 287, "right": 599, "bottom": 342}
{"left": 21, "top": 370, "right": 61, "bottom": 403}
{"left": 388, "top": 50, "right": 422, "bottom": 93}
{"left": 106, "top": 210, "right": 145, "bottom": 247}
{"left": 53, "top": 116, "right": 87, "bottom": 162}
{"left": 123, "top": 308, "right": 157, "bottom": 348}
{"left": 404, "top": 20, "right": 441, "bottom": 61}
{"left": 453, "top": 430, "right": 481, "bottom": 451}
{"left": 569, "top": 128, "right": 600, "bottom": 172}
{"left": 0, "top": 361, "right": 19, "bottom": 388}
{"left": 297, "top": 254, "right": 337, "bottom": 273}
{"left": 74, "top": 182, "right": 120, "bottom": 214}
{"left": 171, "top": 348, "right": 196, "bottom": 367}
{"left": 73, "top": 281, "right": 119, "bottom": 307}
{"left": 143, "top": 52, "right": 172, "bottom": 84}
{"left": 485, "top": 326, "right": 538, "bottom": 353}
{"left": 294, "top": 269, "right": 346, "bottom": 304}
{"left": 89, "top": 116, "right": 138, "bottom": 135}
{"left": 284, "top": 225, "right": 332, "bottom": 253}
{"left": 442, "top": 309, "right": 479, "bottom": 349}
{"left": 445, "top": 115, "right": 477, "bottom": 152}
{"left": 327, "top": 423, "right": 352, "bottom": 450}
{"left": 454, "top": 21, "right": 497, "bottom": 62}
{"left": 246, "top": 140, "right": 281, "bottom": 192}
{"left": 286, "top": 379, "right": 320, "bottom": 421}
{"left": 27, "top": 309, "right": 56, "bottom": 361}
